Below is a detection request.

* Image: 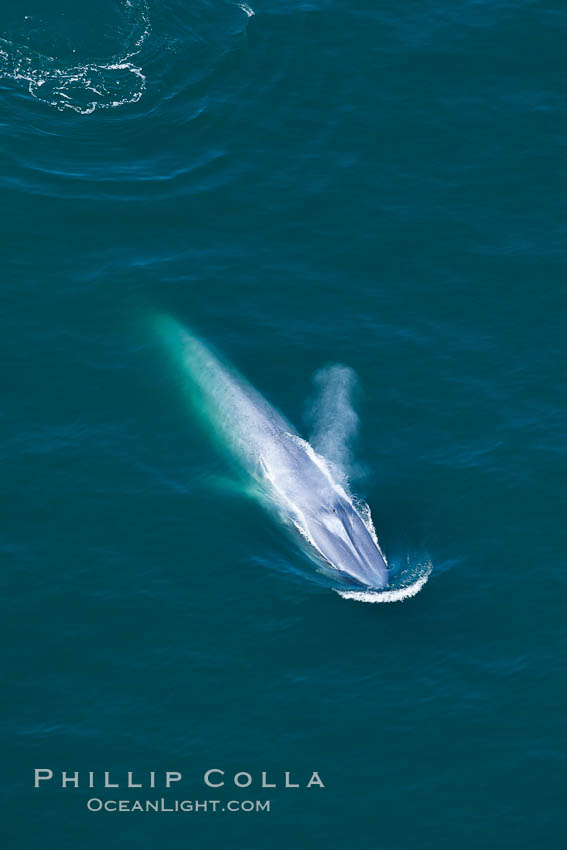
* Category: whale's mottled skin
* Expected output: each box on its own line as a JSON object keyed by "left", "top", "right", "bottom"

{"left": 158, "top": 317, "right": 388, "bottom": 589}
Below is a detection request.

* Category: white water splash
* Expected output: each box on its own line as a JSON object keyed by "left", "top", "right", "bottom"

{"left": 337, "top": 561, "right": 432, "bottom": 603}
{"left": 0, "top": 0, "right": 150, "bottom": 114}
{"left": 237, "top": 4, "right": 255, "bottom": 17}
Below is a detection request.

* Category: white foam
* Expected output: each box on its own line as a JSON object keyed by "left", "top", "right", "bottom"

{"left": 0, "top": 0, "right": 150, "bottom": 114}
{"left": 238, "top": 4, "right": 256, "bottom": 17}
{"left": 336, "top": 562, "right": 432, "bottom": 603}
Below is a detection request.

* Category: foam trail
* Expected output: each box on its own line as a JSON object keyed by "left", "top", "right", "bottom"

{"left": 337, "top": 562, "right": 433, "bottom": 603}
{"left": 0, "top": 0, "right": 150, "bottom": 114}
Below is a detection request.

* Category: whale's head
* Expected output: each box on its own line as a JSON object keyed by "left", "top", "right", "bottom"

{"left": 302, "top": 495, "right": 389, "bottom": 589}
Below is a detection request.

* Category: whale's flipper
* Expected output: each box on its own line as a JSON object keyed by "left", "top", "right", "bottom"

{"left": 203, "top": 473, "right": 256, "bottom": 499}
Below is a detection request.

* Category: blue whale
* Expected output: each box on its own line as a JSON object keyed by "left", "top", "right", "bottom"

{"left": 157, "top": 317, "right": 389, "bottom": 590}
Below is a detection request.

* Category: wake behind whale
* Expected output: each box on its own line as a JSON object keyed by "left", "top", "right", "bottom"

{"left": 0, "top": 0, "right": 150, "bottom": 114}
{"left": 156, "top": 316, "right": 430, "bottom": 602}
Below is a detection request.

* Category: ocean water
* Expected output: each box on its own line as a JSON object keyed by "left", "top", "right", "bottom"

{"left": 2, "top": 1, "right": 565, "bottom": 847}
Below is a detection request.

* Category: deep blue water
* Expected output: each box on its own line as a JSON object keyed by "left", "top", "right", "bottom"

{"left": 2, "top": 1, "right": 565, "bottom": 847}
